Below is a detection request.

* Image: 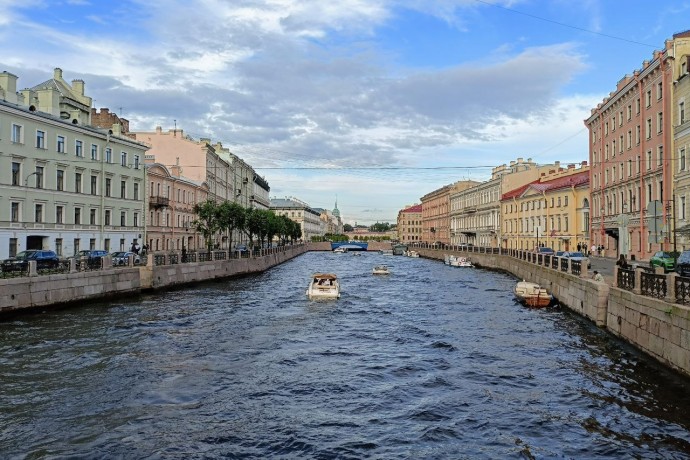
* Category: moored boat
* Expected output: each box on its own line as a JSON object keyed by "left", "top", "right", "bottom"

{"left": 450, "top": 256, "right": 473, "bottom": 267}
{"left": 306, "top": 273, "right": 341, "bottom": 299}
{"left": 513, "top": 280, "right": 552, "bottom": 308}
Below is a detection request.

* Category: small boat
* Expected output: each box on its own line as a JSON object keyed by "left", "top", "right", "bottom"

{"left": 450, "top": 256, "right": 473, "bottom": 267}
{"left": 372, "top": 265, "right": 390, "bottom": 275}
{"left": 513, "top": 280, "right": 552, "bottom": 308}
{"left": 306, "top": 273, "right": 341, "bottom": 299}
{"left": 405, "top": 250, "right": 419, "bottom": 258}
{"left": 444, "top": 254, "right": 451, "bottom": 265}
{"left": 333, "top": 247, "right": 347, "bottom": 253}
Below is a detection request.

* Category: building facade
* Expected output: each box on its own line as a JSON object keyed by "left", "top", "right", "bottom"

{"left": 420, "top": 181, "right": 478, "bottom": 244}
{"left": 674, "top": 46, "right": 690, "bottom": 249}
{"left": 501, "top": 165, "right": 590, "bottom": 251}
{"left": 585, "top": 31, "right": 690, "bottom": 260}
{"left": 0, "top": 69, "right": 148, "bottom": 259}
{"left": 270, "top": 197, "right": 324, "bottom": 241}
{"left": 397, "top": 204, "right": 422, "bottom": 244}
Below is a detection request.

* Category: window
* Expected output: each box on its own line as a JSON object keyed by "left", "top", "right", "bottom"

{"left": 646, "top": 89, "right": 652, "bottom": 107}
{"left": 105, "top": 148, "right": 112, "bottom": 163}
{"left": 682, "top": 148, "right": 687, "bottom": 171}
{"left": 636, "top": 98, "right": 641, "bottom": 114}
{"left": 90, "top": 175, "right": 97, "bottom": 195}
{"left": 636, "top": 125, "right": 640, "bottom": 144}
{"left": 74, "top": 239, "right": 80, "bottom": 255}
{"left": 605, "top": 122, "right": 609, "bottom": 135}
{"left": 74, "top": 208, "right": 81, "bottom": 225}
{"left": 56, "top": 206, "right": 63, "bottom": 224}
{"left": 75, "top": 172, "right": 82, "bottom": 193}
{"left": 619, "top": 110, "right": 623, "bottom": 127}
{"left": 11, "top": 124, "right": 23, "bottom": 143}
{"left": 57, "top": 170, "right": 64, "bottom": 191}
{"left": 57, "top": 135, "right": 65, "bottom": 153}
{"left": 11, "top": 202, "right": 19, "bottom": 222}
{"left": 658, "top": 146, "right": 663, "bottom": 167}
{"left": 11, "top": 162, "right": 20, "bottom": 186}
{"left": 682, "top": 196, "right": 687, "bottom": 221}
{"left": 134, "top": 155, "right": 140, "bottom": 170}
{"left": 121, "top": 151, "right": 127, "bottom": 167}
{"left": 105, "top": 178, "right": 111, "bottom": 197}
{"left": 9, "top": 238, "right": 17, "bottom": 257}
{"left": 36, "top": 130, "right": 45, "bottom": 149}
{"left": 91, "top": 144, "right": 98, "bottom": 160}
{"left": 564, "top": 196, "right": 569, "bottom": 206}
{"left": 627, "top": 130, "right": 632, "bottom": 149}
{"left": 133, "top": 212, "right": 139, "bottom": 227}
{"left": 627, "top": 104, "right": 632, "bottom": 120}
{"left": 90, "top": 209, "right": 96, "bottom": 225}
{"left": 681, "top": 101, "right": 686, "bottom": 124}
{"left": 564, "top": 216, "right": 568, "bottom": 232}
{"left": 35, "top": 204, "right": 43, "bottom": 223}
{"left": 120, "top": 211, "right": 126, "bottom": 227}
{"left": 612, "top": 140, "right": 616, "bottom": 155}
{"left": 657, "top": 112, "right": 663, "bottom": 133}
{"left": 619, "top": 135, "right": 623, "bottom": 153}
{"left": 133, "top": 183, "right": 139, "bottom": 200}
{"left": 120, "top": 180, "right": 126, "bottom": 199}
{"left": 75, "top": 140, "right": 83, "bottom": 157}
{"left": 105, "top": 210, "right": 111, "bottom": 226}
{"left": 647, "top": 151, "right": 652, "bottom": 170}
{"left": 657, "top": 81, "right": 663, "bottom": 99}
{"left": 56, "top": 238, "right": 63, "bottom": 257}
{"left": 104, "top": 239, "right": 110, "bottom": 252}
{"left": 646, "top": 118, "right": 652, "bottom": 139}
{"left": 35, "top": 166, "right": 43, "bottom": 188}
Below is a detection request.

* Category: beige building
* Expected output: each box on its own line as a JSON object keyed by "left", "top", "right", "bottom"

{"left": 449, "top": 158, "right": 557, "bottom": 248}
{"left": 585, "top": 31, "right": 690, "bottom": 260}
{"left": 675, "top": 49, "right": 690, "bottom": 249}
{"left": 501, "top": 163, "right": 590, "bottom": 251}
{"left": 397, "top": 204, "right": 422, "bottom": 244}
{"left": 0, "top": 68, "right": 148, "bottom": 259}
{"left": 420, "top": 181, "right": 477, "bottom": 244}
{"left": 270, "top": 197, "right": 324, "bottom": 241}
{"left": 145, "top": 162, "right": 208, "bottom": 252}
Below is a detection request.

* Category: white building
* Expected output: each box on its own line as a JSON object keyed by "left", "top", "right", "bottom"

{"left": 270, "top": 197, "right": 325, "bottom": 240}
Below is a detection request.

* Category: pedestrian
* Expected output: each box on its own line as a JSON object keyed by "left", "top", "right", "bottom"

{"left": 591, "top": 243, "right": 597, "bottom": 256}
{"left": 598, "top": 245, "right": 603, "bottom": 257}
{"left": 616, "top": 254, "right": 629, "bottom": 270}
{"left": 592, "top": 270, "right": 604, "bottom": 282}
{"left": 577, "top": 242, "right": 582, "bottom": 252}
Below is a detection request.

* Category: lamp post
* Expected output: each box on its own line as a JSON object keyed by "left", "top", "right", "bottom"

{"left": 182, "top": 220, "right": 189, "bottom": 262}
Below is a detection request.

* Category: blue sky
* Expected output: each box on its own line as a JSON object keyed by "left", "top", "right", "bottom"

{"left": 1, "top": 0, "right": 690, "bottom": 225}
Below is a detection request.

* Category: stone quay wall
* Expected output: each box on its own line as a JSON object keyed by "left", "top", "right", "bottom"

{"left": 417, "top": 247, "right": 690, "bottom": 378}
{"left": 0, "top": 244, "right": 309, "bottom": 317}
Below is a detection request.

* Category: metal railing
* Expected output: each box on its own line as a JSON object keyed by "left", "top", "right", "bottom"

{"left": 617, "top": 268, "right": 635, "bottom": 290}
{"left": 676, "top": 276, "right": 690, "bottom": 305}
{"left": 640, "top": 272, "right": 667, "bottom": 299}
{"left": 571, "top": 259, "right": 581, "bottom": 276}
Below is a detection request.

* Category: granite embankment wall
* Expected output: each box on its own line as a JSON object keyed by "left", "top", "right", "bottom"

{"left": 417, "top": 247, "right": 690, "bottom": 377}
{"left": 0, "top": 245, "right": 309, "bottom": 317}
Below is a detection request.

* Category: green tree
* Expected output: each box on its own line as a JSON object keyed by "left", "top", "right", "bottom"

{"left": 217, "top": 201, "right": 246, "bottom": 250}
{"left": 193, "top": 200, "right": 221, "bottom": 252}
{"left": 343, "top": 223, "right": 354, "bottom": 232}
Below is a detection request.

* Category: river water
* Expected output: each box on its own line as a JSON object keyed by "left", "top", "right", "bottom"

{"left": 2, "top": 252, "right": 690, "bottom": 459}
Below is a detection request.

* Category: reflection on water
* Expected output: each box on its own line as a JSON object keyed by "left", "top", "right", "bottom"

{"left": 1, "top": 252, "right": 690, "bottom": 458}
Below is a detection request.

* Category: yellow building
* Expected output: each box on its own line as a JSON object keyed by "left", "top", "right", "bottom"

{"left": 501, "top": 163, "right": 590, "bottom": 252}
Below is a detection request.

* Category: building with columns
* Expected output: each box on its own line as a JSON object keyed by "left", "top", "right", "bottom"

{"left": 585, "top": 31, "right": 690, "bottom": 261}
{"left": 420, "top": 181, "right": 478, "bottom": 244}
{"left": 0, "top": 68, "right": 148, "bottom": 259}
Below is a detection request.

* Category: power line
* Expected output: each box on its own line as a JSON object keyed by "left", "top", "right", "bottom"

{"left": 473, "top": 0, "right": 658, "bottom": 48}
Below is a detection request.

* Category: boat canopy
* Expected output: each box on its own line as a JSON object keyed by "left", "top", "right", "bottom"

{"left": 313, "top": 273, "right": 338, "bottom": 280}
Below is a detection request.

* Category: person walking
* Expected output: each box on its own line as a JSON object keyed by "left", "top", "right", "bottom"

{"left": 591, "top": 243, "right": 597, "bottom": 256}
{"left": 616, "top": 254, "right": 629, "bottom": 270}
{"left": 577, "top": 242, "right": 582, "bottom": 252}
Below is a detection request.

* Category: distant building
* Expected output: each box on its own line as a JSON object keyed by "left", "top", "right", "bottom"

{"left": 420, "top": 181, "right": 477, "bottom": 244}
{"left": 0, "top": 68, "right": 148, "bottom": 258}
{"left": 397, "top": 204, "right": 422, "bottom": 243}
{"left": 270, "top": 197, "right": 324, "bottom": 240}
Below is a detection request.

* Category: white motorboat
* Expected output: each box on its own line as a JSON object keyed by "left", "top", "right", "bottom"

{"left": 333, "top": 247, "right": 347, "bottom": 253}
{"left": 372, "top": 265, "right": 390, "bottom": 275}
{"left": 444, "top": 254, "right": 451, "bottom": 265}
{"left": 405, "top": 250, "right": 419, "bottom": 258}
{"left": 513, "top": 280, "right": 552, "bottom": 308}
{"left": 450, "top": 256, "right": 473, "bottom": 267}
{"left": 306, "top": 273, "right": 341, "bottom": 299}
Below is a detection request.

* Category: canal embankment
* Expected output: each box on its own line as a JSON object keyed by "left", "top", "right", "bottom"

{"left": 416, "top": 246, "right": 690, "bottom": 378}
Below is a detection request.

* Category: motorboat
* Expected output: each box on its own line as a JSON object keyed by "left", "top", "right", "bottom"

{"left": 405, "top": 250, "right": 419, "bottom": 258}
{"left": 333, "top": 247, "right": 347, "bottom": 253}
{"left": 513, "top": 280, "right": 552, "bottom": 308}
{"left": 306, "top": 273, "right": 341, "bottom": 299}
{"left": 372, "top": 265, "right": 390, "bottom": 275}
{"left": 444, "top": 254, "right": 451, "bottom": 265}
{"left": 450, "top": 256, "right": 473, "bottom": 267}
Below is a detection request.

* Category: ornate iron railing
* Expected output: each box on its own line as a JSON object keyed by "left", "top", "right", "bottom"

{"left": 675, "top": 276, "right": 690, "bottom": 305}
{"left": 154, "top": 254, "right": 166, "bottom": 266}
{"left": 214, "top": 251, "right": 227, "bottom": 261}
{"left": 571, "top": 259, "right": 581, "bottom": 276}
{"left": 617, "top": 268, "right": 635, "bottom": 290}
{"left": 198, "top": 252, "right": 213, "bottom": 262}
{"left": 641, "top": 272, "right": 667, "bottom": 299}
{"left": 551, "top": 257, "right": 558, "bottom": 269}
{"left": 561, "top": 258, "right": 569, "bottom": 272}
{"left": 168, "top": 254, "right": 179, "bottom": 265}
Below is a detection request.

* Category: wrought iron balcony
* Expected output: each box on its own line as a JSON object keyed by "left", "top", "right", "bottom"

{"left": 149, "top": 196, "right": 170, "bottom": 208}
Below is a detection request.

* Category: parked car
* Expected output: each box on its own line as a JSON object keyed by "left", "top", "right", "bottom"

{"left": 562, "top": 251, "right": 592, "bottom": 269}
{"left": 76, "top": 250, "right": 109, "bottom": 267}
{"left": 555, "top": 251, "right": 566, "bottom": 257}
{"left": 110, "top": 251, "right": 141, "bottom": 266}
{"left": 234, "top": 244, "right": 249, "bottom": 253}
{"left": 676, "top": 250, "right": 690, "bottom": 277}
{"left": 650, "top": 251, "right": 676, "bottom": 272}
{"left": 1, "top": 250, "right": 59, "bottom": 272}
{"left": 535, "top": 247, "right": 555, "bottom": 255}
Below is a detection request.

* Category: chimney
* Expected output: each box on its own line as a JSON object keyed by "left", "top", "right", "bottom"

{"left": 71, "top": 79, "right": 85, "bottom": 96}
{"left": 0, "top": 71, "right": 18, "bottom": 104}
{"left": 568, "top": 164, "right": 575, "bottom": 169}
{"left": 581, "top": 160, "right": 588, "bottom": 167}
{"left": 53, "top": 68, "right": 63, "bottom": 80}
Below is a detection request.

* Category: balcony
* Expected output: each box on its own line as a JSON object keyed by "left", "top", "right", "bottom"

{"left": 149, "top": 196, "right": 170, "bottom": 209}
{"left": 461, "top": 206, "right": 477, "bottom": 214}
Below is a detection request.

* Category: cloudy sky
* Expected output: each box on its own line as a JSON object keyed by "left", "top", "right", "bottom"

{"left": 2, "top": 1, "right": 690, "bottom": 225}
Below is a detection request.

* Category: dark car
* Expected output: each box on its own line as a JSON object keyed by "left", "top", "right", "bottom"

{"left": 110, "top": 251, "right": 141, "bottom": 266}
{"left": 2, "top": 250, "right": 59, "bottom": 272}
{"left": 562, "top": 251, "right": 592, "bottom": 269}
{"left": 77, "top": 250, "right": 109, "bottom": 267}
{"left": 677, "top": 250, "right": 690, "bottom": 277}
{"left": 535, "top": 247, "right": 555, "bottom": 255}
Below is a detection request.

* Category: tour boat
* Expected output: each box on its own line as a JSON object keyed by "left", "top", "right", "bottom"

{"left": 306, "top": 273, "right": 341, "bottom": 299}
{"left": 372, "top": 265, "right": 390, "bottom": 275}
{"left": 513, "top": 280, "right": 552, "bottom": 308}
{"left": 333, "top": 247, "right": 347, "bottom": 253}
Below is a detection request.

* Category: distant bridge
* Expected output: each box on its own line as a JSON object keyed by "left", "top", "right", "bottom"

{"left": 331, "top": 242, "right": 368, "bottom": 251}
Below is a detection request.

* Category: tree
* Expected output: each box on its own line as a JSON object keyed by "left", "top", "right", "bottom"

{"left": 343, "top": 223, "right": 354, "bottom": 232}
{"left": 217, "top": 201, "right": 245, "bottom": 250}
{"left": 243, "top": 208, "right": 271, "bottom": 250}
{"left": 193, "top": 200, "right": 221, "bottom": 252}
{"left": 370, "top": 222, "right": 391, "bottom": 232}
